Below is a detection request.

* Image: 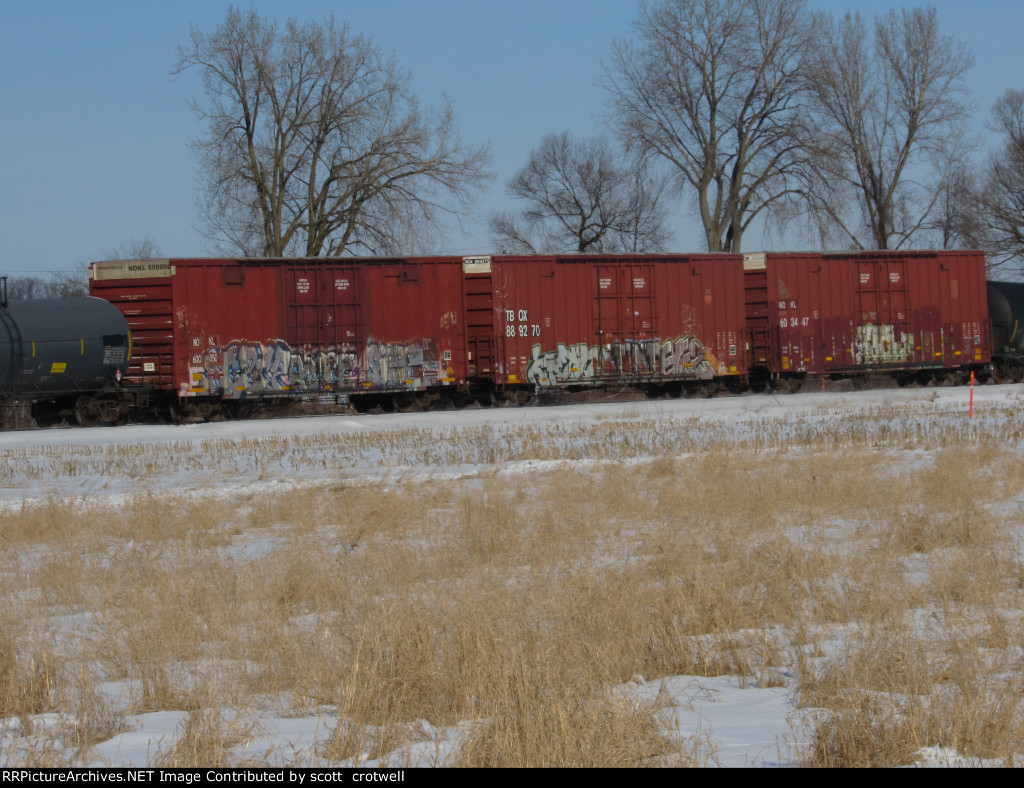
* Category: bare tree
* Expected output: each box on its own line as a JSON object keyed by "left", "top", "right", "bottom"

{"left": 974, "top": 89, "right": 1024, "bottom": 272}
{"left": 800, "top": 7, "right": 975, "bottom": 250}
{"left": 603, "top": 0, "right": 811, "bottom": 253}
{"left": 3, "top": 276, "right": 46, "bottom": 301}
{"left": 174, "top": 7, "right": 490, "bottom": 257}
{"left": 102, "top": 238, "right": 163, "bottom": 260}
{"left": 4, "top": 238, "right": 158, "bottom": 302}
{"left": 922, "top": 163, "right": 992, "bottom": 259}
{"left": 614, "top": 164, "right": 675, "bottom": 252}
{"left": 490, "top": 132, "right": 671, "bottom": 253}
{"left": 45, "top": 267, "right": 90, "bottom": 298}
{"left": 3, "top": 264, "right": 89, "bottom": 300}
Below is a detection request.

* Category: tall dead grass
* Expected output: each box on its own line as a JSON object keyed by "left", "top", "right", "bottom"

{"left": 1, "top": 404, "right": 1023, "bottom": 766}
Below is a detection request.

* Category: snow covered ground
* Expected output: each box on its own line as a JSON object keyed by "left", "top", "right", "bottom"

{"left": 1, "top": 384, "right": 1015, "bottom": 506}
{"left": 1, "top": 384, "right": 1021, "bottom": 767}
{"left": 51, "top": 676, "right": 794, "bottom": 768}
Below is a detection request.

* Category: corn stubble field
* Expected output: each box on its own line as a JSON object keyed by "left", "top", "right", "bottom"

{"left": 1, "top": 389, "right": 1024, "bottom": 767}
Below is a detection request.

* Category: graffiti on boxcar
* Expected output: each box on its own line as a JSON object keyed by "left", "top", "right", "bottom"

{"left": 608, "top": 340, "right": 657, "bottom": 375}
{"left": 525, "top": 335, "right": 720, "bottom": 385}
{"left": 217, "top": 340, "right": 361, "bottom": 394}
{"left": 202, "top": 340, "right": 288, "bottom": 394}
{"left": 288, "top": 345, "right": 360, "bottom": 390}
{"left": 526, "top": 342, "right": 602, "bottom": 384}
{"left": 660, "top": 335, "right": 719, "bottom": 379}
{"left": 853, "top": 324, "right": 914, "bottom": 365}
{"left": 679, "top": 304, "right": 701, "bottom": 337}
{"left": 188, "top": 337, "right": 444, "bottom": 397}
{"left": 365, "top": 339, "right": 437, "bottom": 387}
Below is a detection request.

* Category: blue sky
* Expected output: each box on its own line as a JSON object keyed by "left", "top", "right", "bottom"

{"left": 1, "top": 0, "right": 1022, "bottom": 275}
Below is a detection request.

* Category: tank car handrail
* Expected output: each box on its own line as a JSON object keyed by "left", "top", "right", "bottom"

{"left": 0, "top": 307, "right": 25, "bottom": 397}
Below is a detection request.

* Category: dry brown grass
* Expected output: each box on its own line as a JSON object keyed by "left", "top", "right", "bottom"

{"left": 452, "top": 683, "right": 688, "bottom": 768}
{"left": 0, "top": 627, "right": 59, "bottom": 724}
{"left": 1, "top": 400, "right": 1023, "bottom": 766}
{"left": 152, "top": 688, "right": 263, "bottom": 768}
{"left": 805, "top": 687, "right": 1024, "bottom": 768}
{"left": 788, "top": 443, "right": 1024, "bottom": 766}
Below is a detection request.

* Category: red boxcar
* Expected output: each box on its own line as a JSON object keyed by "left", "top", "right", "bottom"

{"left": 90, "top": 253, "right": 750, "bottom": 415}
{"left": 472, "top": 253, "right": 749, "bottom": 394}
{"left": 743, "top": 250, "right": 991, "bottom": 381}
{"left": 90, "top": 257, "right": 471, "bottom": 414}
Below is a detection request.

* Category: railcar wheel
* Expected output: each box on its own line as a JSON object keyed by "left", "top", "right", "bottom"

{"left": 393, "top": 394, "right": 418, "bottom": 412}
{"left": 448, "top": 392, "right": 471, "bottom": 410}
{"left": 502, "top": 388, "right": 533, "bottom": 406}
{"left": 683, "top": 382, "right": 715, "bottom": 398}
{"left": 415, "top": 392, "right": 439, "bottom": 410}
{"left": 74, "top": 396, "right": 99, "bottom": 428}
{"left": 475, "top": 392, "right": 496, "bottom": 408}
{"left": 31, "top": 400, "right": 64, "bottom": 428}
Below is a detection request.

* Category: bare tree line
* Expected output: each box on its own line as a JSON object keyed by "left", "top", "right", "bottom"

{"left": 797, "top": 6, "right": 975, "bottom": 252}
{"left": 493, "top": 1, "right": 1021, "bottom": 274}
{"left": 488, "top": 132, "right": 672, "bottom": 254}
{"left": 4, "top": 239, "right": 161, "bottom": 301}
{"left": 3, "top": 268, "right": 90, "bottom": 301}
{"left": 173, "top": 7, "right": 490, "bottom": 258}
{"left": 599, "top": 0, "right": 810, "bottom": 255}
{"left": 11, "top": 2, "right": 1022, "bottom": 289}
{"left": 969, "top": 90, "right": 1024, "bottom": 269}
{"left": 128, "top": 3, "right": 1024, "bottom": 273}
